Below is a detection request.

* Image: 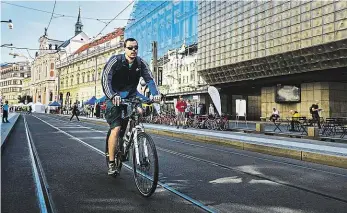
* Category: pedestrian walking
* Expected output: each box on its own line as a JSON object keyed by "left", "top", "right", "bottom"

{"left": 70, "top": 103, "right": 80, "bottom": 121}
{"left": 2, "top": 101, "right": 9, "bottom": 123}
{"left": 27, "top": 105, "right": 32, "bottom": 114}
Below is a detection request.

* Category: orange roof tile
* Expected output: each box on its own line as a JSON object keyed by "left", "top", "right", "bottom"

{"left": 74, "top": 28, "right": 124, "bottom": 55}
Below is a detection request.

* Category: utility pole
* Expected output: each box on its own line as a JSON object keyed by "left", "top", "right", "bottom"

{"left": 152, "top": 41, "right": 158, "bottom": 83}
{"left": 94, "top": 56, "right": 97, "bottom": 97}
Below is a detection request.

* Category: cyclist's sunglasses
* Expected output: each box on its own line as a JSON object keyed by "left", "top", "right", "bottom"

{"left": 126, "top": 46, "right": 138, "bottom": 51}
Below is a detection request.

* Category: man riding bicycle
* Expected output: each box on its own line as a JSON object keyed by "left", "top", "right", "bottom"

{"left": 101, "top": 38, "right": 161, "bottom": 175}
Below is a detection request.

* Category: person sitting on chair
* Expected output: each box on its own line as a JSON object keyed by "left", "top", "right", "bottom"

{"left": 269, "top": 108, "right": 280, "bottom": 122}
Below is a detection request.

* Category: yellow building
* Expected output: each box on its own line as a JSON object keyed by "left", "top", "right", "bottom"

{"left": 56, "top": 28, "right": 124, "bottom": 107}
{"left": 0, "top": 62, "right": 31, "bottom": 105}
{"left": 22, "top": 77, "right": 32, "bottom": 102}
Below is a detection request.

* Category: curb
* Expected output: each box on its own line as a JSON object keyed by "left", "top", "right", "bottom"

{"left": 1, "top": 114, "right": 21, "bottom": 152}
{"left": 58, "top": 115, "right": 347, "bottom": 169}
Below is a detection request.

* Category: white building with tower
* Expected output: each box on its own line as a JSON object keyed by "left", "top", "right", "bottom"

{"left": 30, "top": 8, "right": 89, "bottom": 105}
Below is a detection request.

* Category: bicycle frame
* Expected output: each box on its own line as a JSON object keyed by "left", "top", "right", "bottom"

{"left": 121, "top": 102, "right": 149, "bottom": 166}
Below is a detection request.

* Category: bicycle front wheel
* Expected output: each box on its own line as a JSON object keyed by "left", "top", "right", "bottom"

{"left": 132, "top": 132, "right": 158, "bottom": 197}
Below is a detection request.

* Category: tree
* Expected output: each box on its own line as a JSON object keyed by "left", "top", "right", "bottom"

{"left": 18, "top": 95, "right": 33, "bottom": 104}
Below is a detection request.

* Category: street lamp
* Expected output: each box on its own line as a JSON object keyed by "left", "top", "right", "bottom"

{"left": 9, "top": 52, "right": 31, "bottom": 61}
{"left": 1, "top": 43, "right": 12, "bottom": 47}
{"left": 1, "top": 19, "right": 13, "bottom": 29}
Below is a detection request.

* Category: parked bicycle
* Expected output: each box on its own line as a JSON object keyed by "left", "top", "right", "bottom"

{"left": 105, "top": 97, "right": 159, "bottom": 197}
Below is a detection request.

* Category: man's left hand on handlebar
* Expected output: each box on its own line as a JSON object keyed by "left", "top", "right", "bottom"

{"left": 153, "top": 95, "right": 161, "bottom": 103}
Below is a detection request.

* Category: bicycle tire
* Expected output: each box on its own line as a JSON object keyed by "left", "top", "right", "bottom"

{"left": 132, "top": 132, "right": 158, "bottom": 197}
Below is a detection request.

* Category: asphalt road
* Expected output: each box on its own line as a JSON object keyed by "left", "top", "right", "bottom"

{"left": 2, "top": 113, "right": 347, "bottom": 213}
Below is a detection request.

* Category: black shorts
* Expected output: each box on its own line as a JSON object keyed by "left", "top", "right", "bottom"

{"left": 105, "top": 99, "right": 124, "bottom": 129}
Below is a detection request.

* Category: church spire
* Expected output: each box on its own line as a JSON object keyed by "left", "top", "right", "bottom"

{"left": 75, "top": 7, "right": 83, "bottom": 35}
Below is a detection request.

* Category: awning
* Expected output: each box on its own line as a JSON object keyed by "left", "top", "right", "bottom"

{"left": 84, "top": 96, "right": 97, "bottom": 105}
{"left": 96, "top": 95, "right": 106, "bottom": 103}
{"left": 48, "top": 101, "right": 61, "bottom": 107}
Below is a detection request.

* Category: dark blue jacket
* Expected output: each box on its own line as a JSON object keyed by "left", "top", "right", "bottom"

{"left": 101, "top": 54, "right": 159, "bottom": 101}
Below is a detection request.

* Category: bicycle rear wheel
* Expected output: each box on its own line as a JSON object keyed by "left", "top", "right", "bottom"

{"left": 132, "top": 132, "right": 158, "bottom": 197}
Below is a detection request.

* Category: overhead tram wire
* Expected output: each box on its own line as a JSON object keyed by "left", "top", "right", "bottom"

{"left": 26, "top": 49, "right": 35, "bottom": 60}
{"left": 1, "top": 1, "right": 133, "bottom": 22}
{"left": 46, "top": 0, "right": 56, "bottom": 32}
{"left": 89, "top": 0, "right": 135, "bottom": 43}
{"left": 2, "top": 1, "right": 135, "bottom": 58}
{"left": 2, "top": 46, "right": 55, "bottom": 51}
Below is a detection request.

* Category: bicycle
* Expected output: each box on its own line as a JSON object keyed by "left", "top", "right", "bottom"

{"left": 105, "top": 97, "right": 159, "bottom": 197}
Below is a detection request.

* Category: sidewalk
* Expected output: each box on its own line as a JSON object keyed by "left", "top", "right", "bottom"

{"left": 57, "top": 114, "right": 347, "bottom": 169}
{"left": 1, "top": 113, "right": 20, "bottom": 148}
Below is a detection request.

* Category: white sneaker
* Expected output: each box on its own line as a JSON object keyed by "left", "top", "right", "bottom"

{"left": 108, "top": 162, "right": 119, "bottom": 175}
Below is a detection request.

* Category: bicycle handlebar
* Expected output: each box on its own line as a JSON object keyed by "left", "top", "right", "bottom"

{"left": 120, "top": 97, "right": 154, "bottom": 105}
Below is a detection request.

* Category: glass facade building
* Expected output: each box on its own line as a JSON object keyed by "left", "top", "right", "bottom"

{"left": 197, "top": 1, "right": 347, "bottom": 85}
{"left": 125, "top": 0, "right": 198, "bottom": 62}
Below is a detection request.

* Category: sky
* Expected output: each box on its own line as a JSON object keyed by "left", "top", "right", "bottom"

{"left": 1, "top": 0, "right": 134, "bottom": 63}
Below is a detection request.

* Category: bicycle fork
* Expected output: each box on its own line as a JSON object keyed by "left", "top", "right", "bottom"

{"left": 133, "top": 126, "right": 148, "bottom": 166}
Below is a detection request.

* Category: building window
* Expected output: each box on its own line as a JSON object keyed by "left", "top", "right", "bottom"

{"left": 51, "top": 63, "right": 54, "bottom": 70}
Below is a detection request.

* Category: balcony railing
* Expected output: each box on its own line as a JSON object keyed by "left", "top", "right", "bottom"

{"left": 56, "top": 42, "right": 123, "bottom": 68}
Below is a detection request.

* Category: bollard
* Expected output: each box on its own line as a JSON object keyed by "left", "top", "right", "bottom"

{"left": 308, "top": 127, "right": 319, "bottom": 138}
{"left": 256, "top": 123, "right": 265, "bottom": 133}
